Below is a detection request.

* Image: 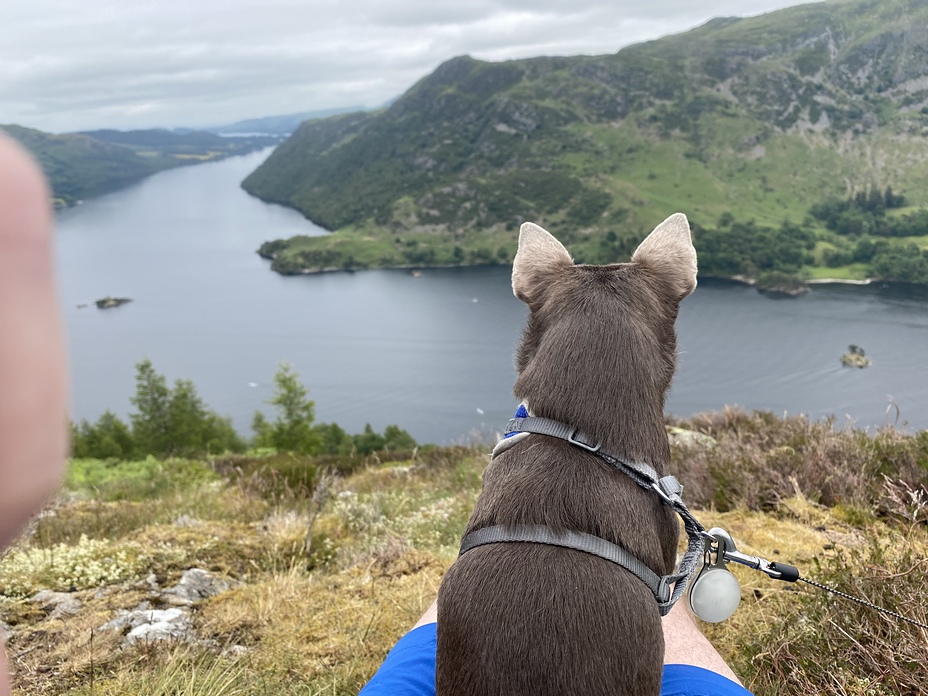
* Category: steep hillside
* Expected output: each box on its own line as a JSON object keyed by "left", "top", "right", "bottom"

{"left": 243, "top": 0, "right": 928, "bottom": 276}
{"left": 3, "top": 125, "right": 162, "bottom": 206}
{"left": 3, "top": 126, "right": 277, "bottom": 207}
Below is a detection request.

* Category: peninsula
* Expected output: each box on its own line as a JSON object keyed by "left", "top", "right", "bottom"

{"left": 243, "top": 0, "right": 928, "bottom": 286}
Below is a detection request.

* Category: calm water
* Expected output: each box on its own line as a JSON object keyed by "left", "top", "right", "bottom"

{"left": 56, "top": 150, "right": 928, "bottom": 443}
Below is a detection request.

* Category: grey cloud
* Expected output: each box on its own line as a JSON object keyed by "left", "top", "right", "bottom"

{"left": 0, "top": 0, "right": 812, "bottom": 132}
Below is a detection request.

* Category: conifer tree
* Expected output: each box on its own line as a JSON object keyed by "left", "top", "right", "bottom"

{"left": 253, "top": 363, "right": 323, "bottom": 455}
{"left": 130, "top": 358, "right": 171, "bottom": 455}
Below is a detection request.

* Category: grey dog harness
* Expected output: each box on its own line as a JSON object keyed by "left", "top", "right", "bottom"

{"left": 458, "top": 415, "right": 707, "bottom": 616}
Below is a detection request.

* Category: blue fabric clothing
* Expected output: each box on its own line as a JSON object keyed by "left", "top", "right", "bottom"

{"left": 360, "top": 623, "right": 439, "bottom": 696}
{"left": 659, "top": 663, "right": 754, "bottom": 695}
{"left": 359, "top": 622, "right": 754, "bottom": 696}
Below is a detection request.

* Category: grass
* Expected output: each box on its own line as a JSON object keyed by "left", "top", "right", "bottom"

{"left": 805, "top": 264, "right": 871, "bottom": 280}
{"left": 1, "top": 414, "right": 927, "bottom": 695}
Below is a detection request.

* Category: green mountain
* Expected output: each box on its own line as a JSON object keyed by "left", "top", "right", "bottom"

{"left": 242, "top": 0, "right": 928, "bottom": 281}
{"left": 3, "top": 125, "right": 277, "bottom": 207}
{"left": 207, "top": 108, "right": 365, "bottom": 135}
{"left": 3, "top": 125, "right": 164, "bottom": 206}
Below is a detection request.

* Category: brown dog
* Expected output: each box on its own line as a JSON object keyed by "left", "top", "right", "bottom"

{"left": 436, "top": 214, "right": 698, "bottom": 695}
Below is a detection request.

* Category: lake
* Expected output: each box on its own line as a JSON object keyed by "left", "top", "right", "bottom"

{"left": 55, "top": 149, "right": 928, "bottom": 444}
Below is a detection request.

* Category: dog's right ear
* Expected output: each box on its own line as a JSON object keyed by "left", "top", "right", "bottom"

{"left": 632, "top": 213, "right": 698, "bottom": 300}
{"left": 512, "top": 222, "right": 573, "bottom": 305}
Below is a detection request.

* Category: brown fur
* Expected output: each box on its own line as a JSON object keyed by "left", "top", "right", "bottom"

{"left": 436, "top": 215, "right": 697, "bottom": 696}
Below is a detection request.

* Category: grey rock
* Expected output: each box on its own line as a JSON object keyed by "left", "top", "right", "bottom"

{"left": 667, "top": 427, "right": 718, "bottom": 449}
{"left": 28, "top": 590, "right": 82, "bottom": 620}
{"left": 161, "top": 568, "right": 233, "bottom": 606}
{"left": 173, "top": 514, "right": 200, "bottom": 527}
{"left": 100, "top": 606, "right": 192, "bottom": 645}
{"left": 0, "top": 621, "right": 11, "bottom": 642}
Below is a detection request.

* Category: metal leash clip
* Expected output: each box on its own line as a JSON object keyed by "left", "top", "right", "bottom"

{"left": 700, "top": 528, "right": 800, "bottom": 581}
{"left": 721, "top": 548, "right": 800, "bottom": 582}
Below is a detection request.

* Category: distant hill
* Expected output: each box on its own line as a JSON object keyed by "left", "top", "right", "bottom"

{"left": 242, "top": 0, "right": 928, "bottom": 280}
{"left": 3, "top": 125, "right": 166, "bottom": 206}
{"left": 207, "top": 108, "right": 365, "bottom": 135}
{"left": 4, "top": 125, "right": 278, "bottom": 206}
{"left": 81, "top": 128, "right": 274, "bottom": 149}
{"left": 79, "top": 128, "right": 278, "bottom": 165}
{"left": 82, "top": 128, "right": 231, "bottom": 146}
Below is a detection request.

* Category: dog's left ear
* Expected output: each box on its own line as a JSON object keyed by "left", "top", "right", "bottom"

{"left": 512, "top": 222, "right": 573, "bottom": 305}
{"left": 632, "top": 213, "right": 698, "bottom": 300}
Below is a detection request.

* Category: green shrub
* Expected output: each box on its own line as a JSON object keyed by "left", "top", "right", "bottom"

{"left": 0, "top": 535, "right": 149, "bottom": 597}
{"left": 71, "top": 411, "right": 136, "bottom": 459}
{"left": 65, "top": 457, "right": 219, "bottom": 501}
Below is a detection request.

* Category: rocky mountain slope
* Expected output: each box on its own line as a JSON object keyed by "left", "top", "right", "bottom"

{"left": 3, "top": 125, "right": 276, "bottom": 206}
{"left": 242, "top": 0, "right": 928, "bottom": 274}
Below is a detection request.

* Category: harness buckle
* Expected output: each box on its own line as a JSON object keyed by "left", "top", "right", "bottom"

{"left": 651, "top": 480, "right": 677, "bottom": 506}
{"left": 567, "top": 428, "right": 600, "bottom": 452}
{"left": 656, "top": 576, "right": 673, "bottom": 604}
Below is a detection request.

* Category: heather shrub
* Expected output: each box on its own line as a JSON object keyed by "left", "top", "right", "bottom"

{"left": 669, "top": 409, "right": 928, "bottom": 513}
{"left": 742, "top": 538, "right": 928, "bottom": 696}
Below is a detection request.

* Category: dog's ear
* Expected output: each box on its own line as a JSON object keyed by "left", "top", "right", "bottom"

{"left": 632, "top": 213, "right": 698, "bottom": 300}
{"left": 512, "top": 222, "right": 573, "bottom": 304}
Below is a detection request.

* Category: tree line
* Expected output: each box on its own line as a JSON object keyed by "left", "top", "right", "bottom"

{"left": 70, "top": 360, "right": 416, "bottom": 460}
{"left": 808, "top": 186, "right": 915, "bottom": 237}
{"left": 688, "top": 187, "right": 928, "bottom": 285}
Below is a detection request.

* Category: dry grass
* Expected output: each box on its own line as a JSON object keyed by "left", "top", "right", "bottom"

{"left": 1, "top": 411, "right": 927, "bottom": 695}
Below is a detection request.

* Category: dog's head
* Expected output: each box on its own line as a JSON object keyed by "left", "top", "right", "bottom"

{"left": 511, "top": 214, "right": 697, "bottom": 454}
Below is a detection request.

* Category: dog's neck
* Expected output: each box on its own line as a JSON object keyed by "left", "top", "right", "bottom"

{"left": 514, "top": 310, "right": 675, "bottom": 470}
{"left": 520, "top": 394, "right": 670, "bottom": 471}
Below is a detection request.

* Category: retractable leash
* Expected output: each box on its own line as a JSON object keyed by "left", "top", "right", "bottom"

{"left": 694, "top": 527, "right": 928, "bottom": 631}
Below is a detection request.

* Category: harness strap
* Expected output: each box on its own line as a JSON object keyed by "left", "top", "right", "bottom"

{"left": 466, "top": 412, "right": 709, "bottom": 613}
{"left": 506, "top": 416, "right": 676, "bottom": 497}
{"left": 460, "top": 524, "right": 687, "bottom": 615}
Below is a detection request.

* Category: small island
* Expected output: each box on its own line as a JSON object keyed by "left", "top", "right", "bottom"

{"left": 755, "top": 271, "right": 810, "bottom": 297}
{"left": 95, "top": 296, "right": 132, "bottom": 310}
{"left": 841, "top": 344, "right": 871, "bottom": 368}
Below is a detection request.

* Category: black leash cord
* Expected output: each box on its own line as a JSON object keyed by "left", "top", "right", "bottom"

{"left": 798, "top": 577, "right": 928, "bottom": 631}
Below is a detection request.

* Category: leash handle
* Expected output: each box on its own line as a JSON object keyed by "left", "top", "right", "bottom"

{"left": 769, "top": 562, "right": 800, "bottom": 582}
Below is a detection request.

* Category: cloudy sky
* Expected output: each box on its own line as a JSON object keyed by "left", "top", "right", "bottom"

{"left": 2, "top": 0, "right": 813, "bottom": 133}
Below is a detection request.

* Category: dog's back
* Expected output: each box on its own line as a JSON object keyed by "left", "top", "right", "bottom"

{"left": 436, "top": 214, "right": 698, "bottom": 695}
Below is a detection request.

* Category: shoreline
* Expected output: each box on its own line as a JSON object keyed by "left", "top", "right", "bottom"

{"left": 259, "top": 258, "right": 911, "bottom": 290}
{"left": 806, "top": 278, "right": 874, "bottom": 285}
